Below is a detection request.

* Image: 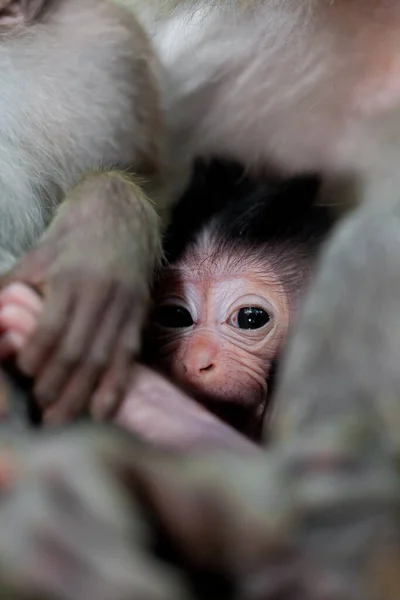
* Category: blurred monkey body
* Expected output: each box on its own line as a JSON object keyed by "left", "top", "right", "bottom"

{"left": 132, "top": 0, "right": 400, "bottom": 206}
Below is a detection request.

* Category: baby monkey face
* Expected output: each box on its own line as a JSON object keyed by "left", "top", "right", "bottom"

{"left": 148, "top": 249, "right": 290, "bottom": 432}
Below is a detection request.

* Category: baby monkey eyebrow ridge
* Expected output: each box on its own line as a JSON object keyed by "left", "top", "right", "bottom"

{"left": 172, "top": 237, "right": 285, "bottom": 279}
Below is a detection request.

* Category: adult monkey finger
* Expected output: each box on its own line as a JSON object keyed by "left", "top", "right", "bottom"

{"left": 31, "top": 275, "right": 115, "bottom": 411}
{"left": 89, "top": 314, "right": 142, "bottom": 421}
{"left": 43, "top": 289, "right": 139, "bottom": 424}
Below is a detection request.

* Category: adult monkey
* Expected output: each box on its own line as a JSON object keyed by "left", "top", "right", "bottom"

{"left": 0, "top": 0, "right": 168, "bottom": 417}
{"left": 4, "top": 0, "right": 400, "bottom": 422}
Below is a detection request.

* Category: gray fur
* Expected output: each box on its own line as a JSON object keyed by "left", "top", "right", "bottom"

{"left": 0, "top": 0, "right": 161, "bottom": 272}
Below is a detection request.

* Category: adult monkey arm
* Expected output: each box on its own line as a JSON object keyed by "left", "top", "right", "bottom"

{"left": 0, "top": 0, "right": 167, "bottom": 418}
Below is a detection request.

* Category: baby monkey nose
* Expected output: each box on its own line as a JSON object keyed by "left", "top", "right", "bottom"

{"left": 183, "top": 345, "right": 218, "bottom": 377}
{"left": 183, "top": 357, "right": 216, "bottom": 375}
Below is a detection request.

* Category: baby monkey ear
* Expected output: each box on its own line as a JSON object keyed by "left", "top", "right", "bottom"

{"left": 0, "top": 0, "right": 45, "bottom": 27}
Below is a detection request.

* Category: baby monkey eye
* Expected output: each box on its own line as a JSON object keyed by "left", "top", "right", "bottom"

{"left": 154, "top": 305, "right": 194, "bottom": 328}
{"left": 230, "top": 307, "right": 270, "bottom": 330}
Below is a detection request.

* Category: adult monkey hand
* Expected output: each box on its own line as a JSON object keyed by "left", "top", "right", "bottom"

{"left": 0, "top": 0, "right": 167, "bottom": 420}
{"left": 2, "top": 177, "right": 161, "bottom": 422}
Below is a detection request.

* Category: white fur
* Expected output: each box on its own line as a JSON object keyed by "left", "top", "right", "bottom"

{"left": 134, "top": 1, "right": 400, "bottom": 208}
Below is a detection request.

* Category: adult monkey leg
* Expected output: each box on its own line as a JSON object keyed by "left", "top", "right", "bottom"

{"left": 0, "top": 0, "right": 168, "bottom": 419}
{"left": 269, "top": 193, "right": 400, "bottom": 598}
{"left": 0, "top": 428, "right": 191, "bottom": 600}
{"left": 0, "top": 417, "right": 398, "bottom": 598}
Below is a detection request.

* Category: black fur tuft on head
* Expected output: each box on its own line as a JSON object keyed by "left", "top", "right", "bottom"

{"left": 164, "top": 158, "right": 334, "bottom": 263}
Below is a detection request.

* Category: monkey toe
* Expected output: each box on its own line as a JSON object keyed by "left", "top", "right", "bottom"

{"left": 0, "top": 285, "right": 47, "bottom": 374}
{"left": 0, "top": 282, "right": 43, "bottom": 315}
{"left": 0, "top": 301, "right": 38, "bottom": 360}
{"left": 0, "top": 303, "right": 38, "bottom": 338}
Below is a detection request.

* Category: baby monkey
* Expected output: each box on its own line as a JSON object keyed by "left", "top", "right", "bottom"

{"left": 145, "top": 162, "right": 333, "bottom": 438}
{"left": 0, "top": 163, "right": 333, "bottom": 444}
